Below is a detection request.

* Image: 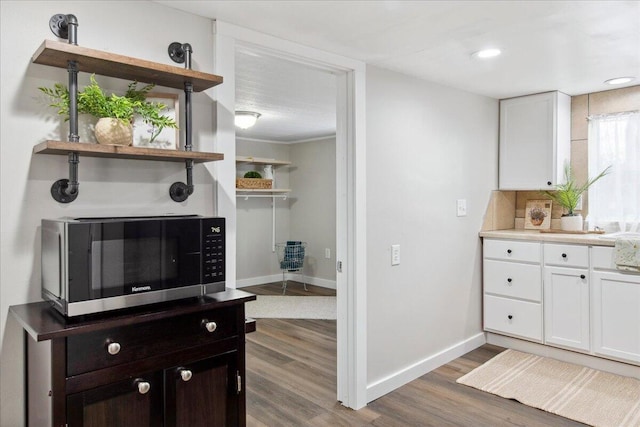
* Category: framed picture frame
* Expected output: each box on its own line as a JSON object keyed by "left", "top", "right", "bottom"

{"left": 132, "top": 92, "right": 179, "bottom": 150}
{"left": 525, "top": 199, "right": 552, "bottom": 230}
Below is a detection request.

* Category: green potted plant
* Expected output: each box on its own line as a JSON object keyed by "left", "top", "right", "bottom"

{"left": 543, "top": 164, "right": 611, "bottom": 231}
{"left": 40, "top": 75, "right": 177, "bottom": 146}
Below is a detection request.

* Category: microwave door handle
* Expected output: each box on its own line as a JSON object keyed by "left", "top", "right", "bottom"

{"left": 58, "top": 233, "right": 63, "bottom": 298}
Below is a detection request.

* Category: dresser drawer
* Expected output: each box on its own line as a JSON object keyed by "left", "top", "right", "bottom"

{"left": 484, "top": 260, "right": 541, "bottom": 301}
{"left": 484, "top": 239, "right": 541, "bottom": 263}
{"left": 67, "top": 306, "right": 238, "bottom": 376}
{"left": 484, "top": 295, "right": 542, "bottom": 342}
{"left": 544, "top": 243, "right": 589, "bottom": 268}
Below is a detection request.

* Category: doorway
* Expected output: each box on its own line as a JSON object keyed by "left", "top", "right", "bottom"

{"left": 213, "top": 21, "right": 367, "bottom": 409}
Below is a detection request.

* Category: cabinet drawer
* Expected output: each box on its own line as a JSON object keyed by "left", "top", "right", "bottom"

{"left": 484, "top": 295, "right": 542, "bottom": 342}
{"left": 544, "top": 243, "right": 589, "bottom": 268}
{"left": 67, "top": 306, "right": 238, "bottom": 376}
{"left": 484, "top": 260, "right": 541, "bottom": 301}
{"left": 483, "top": 239, "right": 541, "bottom": 263}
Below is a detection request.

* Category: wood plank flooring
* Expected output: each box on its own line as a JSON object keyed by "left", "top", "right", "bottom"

{"left": 246, "top": 320, "right": 586, "bottom": 426}
{"left": 242, "top": 281, "right": 337, "bottom": 297}
{"left": 244, "top": 282, "right": 584, "bottom": 425}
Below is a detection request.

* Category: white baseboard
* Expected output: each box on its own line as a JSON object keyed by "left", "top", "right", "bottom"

{"left": 235, "top": 274, "right": 336, "bottom": 290}
{"left": 366, "top": 332, "right": 486, "bottom": 403}
{"left": 486, "top": 333, "right": 640, "bottom": 379}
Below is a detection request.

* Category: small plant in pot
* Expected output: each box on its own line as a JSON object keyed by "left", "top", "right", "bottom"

{"left": 529, "top": 206, "right": 547, "bottom": 226}
{"left": 40, "top": 75, "right": 177, "bottom": 146}
{"left": 543, "top": 164, "right": 611, "bottom": 231}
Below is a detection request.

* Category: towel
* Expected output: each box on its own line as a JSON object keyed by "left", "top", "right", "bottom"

{"left": 614, "top": 238, "right": 640, "bottom": 272}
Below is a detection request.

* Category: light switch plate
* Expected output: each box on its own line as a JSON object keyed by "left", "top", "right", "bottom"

{"left": 391, "top": 244, "right": 400, "bottom": 265}
{"left": 457, "top": 199, "right": 467, "bottom": 217}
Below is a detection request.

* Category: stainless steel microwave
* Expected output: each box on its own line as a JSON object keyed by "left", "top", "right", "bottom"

{"left": 41, "top": 215, "right": 225, "bottom": 317}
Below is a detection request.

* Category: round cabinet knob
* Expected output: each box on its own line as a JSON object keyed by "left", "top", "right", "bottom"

{"left": 562, "top": 253, "right": 567, "bottom": 258}
{"left": 580, "top": 274, "right": 586, "bottom": 279}
{"left": 202, "top": 320, "right": 217, "bottom": 333}
{"left": 507, "top": 278, "right": 513, "bottom": 283}
{"left": 507, "top": 249, "right": 512, "bottom": 254}
{"left": 507, "top": 315, "right": 513, "bottom": 320}
{"left": 547, "top": 181, "right": 552, "bottom": 186}
{"left": 180, "top": 369, "right": 193, "bottom": 382}
{"left": 107, "top": 342, "right": 121, "bottom": 356}
{"left": 136, "top": 381, "right": 151, "bottom": 395}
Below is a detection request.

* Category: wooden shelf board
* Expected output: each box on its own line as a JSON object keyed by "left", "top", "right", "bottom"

{"left": 235, "top": 156, "right": 291, "bottom": 166}
{"left": 32, "top": 40, "right": 223, "bottom": 92}
{"left": 235, "top": 188, "right": 292, "bottom": 193}
{"left": 34, "top": 141, "right": 223, "bottom": 163}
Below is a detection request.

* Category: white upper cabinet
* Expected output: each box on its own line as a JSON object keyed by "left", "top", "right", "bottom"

{"left": 499, "top": 91, "right": 571, "bottom": 190}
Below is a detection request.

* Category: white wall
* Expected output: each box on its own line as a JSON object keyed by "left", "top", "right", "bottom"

{"left": 0, "top": 2, "right": 222, "bottom": 425}
{"left": 365, "top": 66, "right": 498, "bottom": 399}
{"left": 290, "top": 137, "right": 337, "bottom": 284}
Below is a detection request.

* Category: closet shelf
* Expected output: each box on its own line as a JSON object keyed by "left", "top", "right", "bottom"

{"left": 32, "top": 39, "right": 223, "bottom": 92}
{"left": 34, "top": 141, "right": 224, "bottom": 163}
{"left": 235, "top": 156, "right": 291, "bottom": 166}
{"left": 235, "top": 188, "right": 291, "bottom": 193}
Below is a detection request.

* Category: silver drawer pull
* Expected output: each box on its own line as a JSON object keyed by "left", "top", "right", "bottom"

{"left": 202, "top": 320, "right": 217, "bottom": 333}
{"left": 180, "top": 369, "right": 193, "bottom": 382}
{"left": 107, "top": 342, "right": 121, "bottom": 355}
{"left": 137, "top": 381, "right": 151, "bottom": 395}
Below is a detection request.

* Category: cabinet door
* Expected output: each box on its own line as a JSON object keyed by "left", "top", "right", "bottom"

{"left": 66, "top": 371, "right": 163, "bottom": 427}
{"left": 592, "top": 271, "right": 640, "bottom": 363}
{"left": 544, "top": 267, "right": 590, "bottom": 351}
{"left": 499, "top": 91, "right": 570, "bottom": 190}
{"left": 165, "top": 351, "right": 240, "bottom": 427}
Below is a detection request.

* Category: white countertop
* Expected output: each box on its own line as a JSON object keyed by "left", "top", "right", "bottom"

{"left": 479, "top": 229, "right": 615, "bottom": 246}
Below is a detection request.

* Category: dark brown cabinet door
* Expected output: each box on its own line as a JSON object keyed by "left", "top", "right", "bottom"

{"left": 165, "top": 351, "right": 239, "bottom": 427}
{"left": 66, "top": 371, "right": 163, "bottom": 427}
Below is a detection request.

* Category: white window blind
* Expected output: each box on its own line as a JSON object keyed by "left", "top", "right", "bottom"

{"left": 587, "top": 111, "right": 640, "bottom": 232}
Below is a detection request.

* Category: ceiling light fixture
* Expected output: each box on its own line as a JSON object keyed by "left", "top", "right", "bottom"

{"left": 235, "top": 111, "right": 261, "bottom": 129}
{"left": 472, "top": 48, "right": 502, "bottom": 59}
{"left": 604, "top": 77, "right": 635, "bottom": 85}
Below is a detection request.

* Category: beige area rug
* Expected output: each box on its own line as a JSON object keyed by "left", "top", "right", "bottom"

{"left": 457, "top": 349, "right": 640, "bottom": 427}
{"left": 245, "top": 296, "right": 336, "bottom": 320}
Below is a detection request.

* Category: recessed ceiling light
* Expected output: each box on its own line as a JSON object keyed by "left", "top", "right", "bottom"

{"left": 604, "top": 77, "right": 635, "bottom": 85}
{"left": 472, "top": 48, "right": 502, "bottom": 59}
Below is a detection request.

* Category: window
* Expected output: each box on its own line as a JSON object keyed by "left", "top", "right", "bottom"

{"left": 587, "top": 111, "right": 640, "bottom": 232}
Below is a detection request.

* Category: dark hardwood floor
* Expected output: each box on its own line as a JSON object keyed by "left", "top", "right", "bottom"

{"left": 242, "top": 281, "right": 337, "bottom": 297}
{"left": 246, "top": 319, "right": 586, "bottom": 426}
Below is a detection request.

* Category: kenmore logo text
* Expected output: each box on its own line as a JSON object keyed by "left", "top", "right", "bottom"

{"left": 131, "top": 285, "right": 152, "bottom": 292}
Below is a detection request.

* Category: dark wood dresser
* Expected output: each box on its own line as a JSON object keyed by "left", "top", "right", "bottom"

{"left": 10, "top": 290, "right": 256, "bottom": 427}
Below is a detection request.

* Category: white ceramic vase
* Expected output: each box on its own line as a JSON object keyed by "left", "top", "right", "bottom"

{"left": 94, "top": 117, "right": 133, "bottom": 146}
{"left": 560, "top": 214, "right": 583, "bottom": 231}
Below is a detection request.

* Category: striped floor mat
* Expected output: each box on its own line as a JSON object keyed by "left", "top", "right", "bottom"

{"left": 457, "top": 349, "right": 640, "bottom": 427}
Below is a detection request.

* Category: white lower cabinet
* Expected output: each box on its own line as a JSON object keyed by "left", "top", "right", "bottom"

{"left": 485, "top": 295, "right": 542, "bottom": 342}
{"left": 591, "top": 270, "right": 640, "bottom": 363}
{"left": 483, "top": 239, "right": 542, "bottom": 342}
{"left": 543, "top": 266, "right": 590, "bottom": 351}
{"left": 483, "top": 238, "right": 640, "bottom": 366}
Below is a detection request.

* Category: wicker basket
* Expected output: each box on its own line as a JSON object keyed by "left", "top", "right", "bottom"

{"left": 236, "top": 178, "right": 273, "bottom": 189}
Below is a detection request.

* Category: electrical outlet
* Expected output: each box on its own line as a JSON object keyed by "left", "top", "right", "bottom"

{"left": 456, "top": 199, "right": 467, "bottom": 217}
{"left": 391, "top": 244, "right": 400, "bottom": 265}
{"left": 325, "top": 248, "right": 331, "bottom": 259}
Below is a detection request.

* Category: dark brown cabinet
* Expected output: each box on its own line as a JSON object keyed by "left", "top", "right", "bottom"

{"left": 10, "top": 289, "right": 255, "bottom": 427}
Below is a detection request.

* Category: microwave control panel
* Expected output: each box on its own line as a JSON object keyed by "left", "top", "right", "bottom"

{"left": 202, "top": 218, "right": 225, "bottom": 284}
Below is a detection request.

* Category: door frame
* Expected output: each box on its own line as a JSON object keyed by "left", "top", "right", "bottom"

{"left": 212, "top": 21, "right": 367, "bottom": 409}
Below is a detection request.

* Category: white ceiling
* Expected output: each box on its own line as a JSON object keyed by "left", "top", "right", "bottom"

{"left": 156, "top": 0, "right": 640, "bottom": 142}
